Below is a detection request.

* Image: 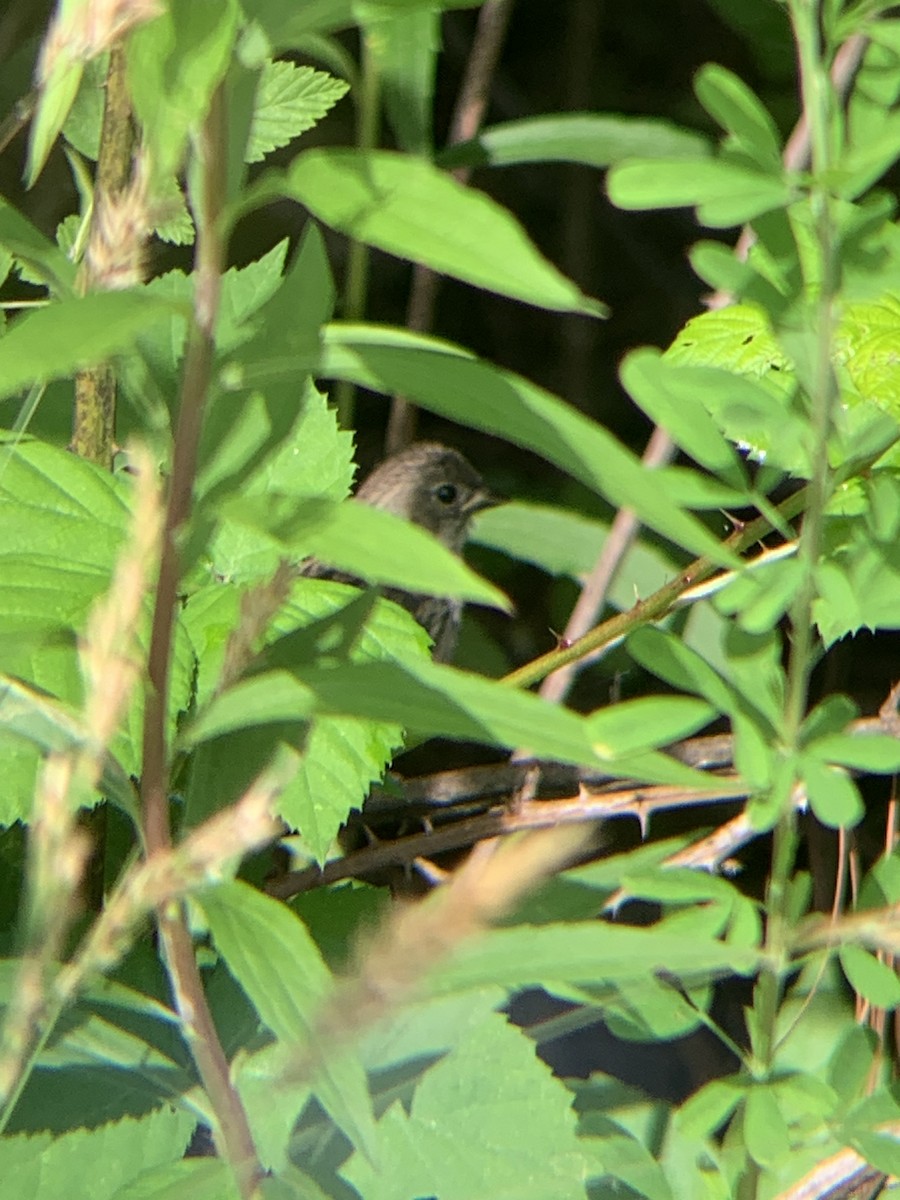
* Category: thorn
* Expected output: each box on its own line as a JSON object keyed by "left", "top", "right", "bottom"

{"left": 413, "top": 856, "right": 448, "bottom": 885}
{"left": 634, "top": 797, "right": 649, "bottom": 840}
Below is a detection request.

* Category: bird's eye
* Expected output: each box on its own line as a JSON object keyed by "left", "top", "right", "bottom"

{"left": 435, "top": 483, "right": 458, "bottom": 505}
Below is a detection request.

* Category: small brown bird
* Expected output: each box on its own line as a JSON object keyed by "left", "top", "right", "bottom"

{"left": 303, "top": 442, "right": 498, "bottom": 661}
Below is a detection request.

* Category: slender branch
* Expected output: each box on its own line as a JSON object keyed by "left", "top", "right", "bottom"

{"left": 139, "top": 86, "right": 262, "bottom": 1198}
{"left": 502, "top": 484, "right": 809, "bottom": 690}
{"left": 386, "top": 0, "right": 516, "bottom": 453}
{"left": 539, "top": 425, "right": 675, "bottom": 703}
{"left": 0, "top": 89, "right": 35, "bottom": 158}
{"left": 740, "top": 8, "right": 844, "bottom": 1198}
{"left": 268, "top": 776, "right": 750, "bottom": 898}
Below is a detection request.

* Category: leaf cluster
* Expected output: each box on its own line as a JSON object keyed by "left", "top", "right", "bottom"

{"left": 0, "top": 2, "right": 899, "bottom": 1199}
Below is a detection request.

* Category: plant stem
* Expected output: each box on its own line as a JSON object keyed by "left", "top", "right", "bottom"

{"left": 740, "top": 5, "right": 840, "bottom": 1197}
{"left": 71, "top": 45, "right": 133, "bottom": 467}
{"left": 140, "top": 85, "right": 263, "bottom": 1199}
{"left": 502, "top": 486, "right": 809, "bottom": 690}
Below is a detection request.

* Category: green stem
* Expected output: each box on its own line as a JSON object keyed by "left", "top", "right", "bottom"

{"left": 741, "top": 5, "right": 840, "bottom": 1197}
{"left": 502, "top": 487, "right": 809, "bottom": 690}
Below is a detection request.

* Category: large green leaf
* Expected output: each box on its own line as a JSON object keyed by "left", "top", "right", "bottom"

{"left": 0, "top": 1108, "right": 194, "bottom": 1200}
{"left": 199, "top": 880, "right": 377, "bottom": 1160}
{"left": 219, "top": 492, "right": 508, "bottom": 609}
{"left": 343, "top": 1012, "right": 586, "bottom": 1200}
{"left": 182, "top": 578, "right": 427, "bottom": 860}
{"left": 263, "top": 149, "right": 605, "bottom": 315}
{"left": 316, "top": 323, "right": 735, "bottom": 563}
{"left": 0, "top": 293, "right": 182, "bottom": 403}
{"left": 440, "top": 113, "right": 709, "bottom": 170}
{"left": 0, "top": 439, "right": 193, "bottom": 820}
{"left": 110, "top": 1160, "right": 240, "bottom": 1200}
{"left": 427, "top": 921, "right": 760, "bottom": 997}
{"left": 607, "top": 157, "right": 792, "bottom": 227}
{"left": 297, "top": 657, "right": 598, "bottom": 763}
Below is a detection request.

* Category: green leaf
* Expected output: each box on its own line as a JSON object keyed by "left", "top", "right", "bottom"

{"left": 800, "top": 757, "right": 864, "bottom": 829}
{"left": 667, "top": 303, "right": 792, "bottom": 393}
{"left": 0, "top": 1108, "right": 194, "bottom": 1200}
{"left": 359, "top": 3, "right": 438, "bottom": 154}
{"left": 26, "top": 51, "right": 84, "bottom": 187}
{"left": 127, "top": 0, "right": 240, "bottom": 178}
{"left": 743, "top": 1086, "right": 790, "bottom": 1167}
{"left": 835, "top": 297, "right": 900, "bottom": 418}
{"left": 471, "top": 502, "right": 678, "bottom": 605}
{"left": 0, "top": 292, "right": 182, "bottom": 403}
{"left": 586, "top": 697, "right": 716, "bottom": 757}
{"left": 316, "top": 323, "right": 736, "bottom": 564}
{"left": 242, "top": 0, "right": 357, "bottom": 48}
{"left": 0, "top": 198, "right": 76, "bottom": 295}
{"left": 814, "top": 522, "right": 900, "bottom": 645}
{"left": 608, "top": 157, "right": 792, "bottom": 227}
{"left": 61, "top": 54, "right": 108, "bottom": 161}
{"left": 235, "top": 1043, "right": 311, "bottom": 1173}
{"left": 183, "top": 579, "right": 426, "bottom": 859}
{"left": 0, "top": 438, "right": 193, "bottom": 820}
{"left": 199, "top": 880, "right": 378, "bottom": 1159}
{"left": 297, "top": 657, "right": 599, "bottom": 764}
{"left": 694, "top": 64, "right": 782, "bottom": 169}
{"left": 839, "top": 944, "right": 900, "bottom": 1009}
{"left": 0, "top": 676, "right": 138, "bottom": 821}
{"left": 439, "top": 113, "right": 710, "bottom": 170}
{"left": 343, "top": 1012, "right": 586, "bottom": 1200}
{"left": 265, "top": 149, "right": 606, "bottom": 315}
{"left": 848, "top": 1128, "right": 900, "bottom": 1176}
{"left": 110, "top": 1160, "right": 241, "bottom": 1200}
{"left": 808, "top": 731, "right": 900, "bottom": 774}
{"left": 219, "top": 492, "right": 509, "bottom": 610}
{"left": 247, "top": 62, "right": 349, "bottom": 163}
{"left": 620, "top": 348, "right": 748, "bottom": 485}
{"left": 427, "top": 921, "right": 759, "bottom": 997}
{"left": 181, "top": 671, "right": 315, "bottom": 747}
{"left": 675, "top": 1077, "right": 745, "bottom": 1139}
{"left": 627, "top": 627, "right": 745, "bottom": 718}
{"left": 580, "top": 1126, "right": 674, "bottom": 1200}
{"left": 828, "top": 1025, "right": 878, "bottom": 1104}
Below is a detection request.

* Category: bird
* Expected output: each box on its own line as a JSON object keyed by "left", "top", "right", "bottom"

{"left": 302, "top": 442, "right": 499, "bottom": 661}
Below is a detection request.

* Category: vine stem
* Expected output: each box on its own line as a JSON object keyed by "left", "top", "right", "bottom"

{"left": 740, "top": 5, "right": 841, "bottom": 1198}
{"left": 140, "top": 85, "right": 262, "bottom": 1199}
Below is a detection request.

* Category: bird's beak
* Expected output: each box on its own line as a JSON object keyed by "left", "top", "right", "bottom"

{"left": 465, "top": 486, "right": 504, "bottom": 516}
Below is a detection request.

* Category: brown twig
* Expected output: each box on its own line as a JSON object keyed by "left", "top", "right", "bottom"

{"left": 386, "top": 0, "right": 516, "bottom": 454}
{"left": 268, "top": 775, "right": 750, "bottom": 898}
{"left": 139, "top": 85, "right": 263, "bottom": 1199}
{"left": 539, "top": 424, "right": 676, "bottom": 703}
{"left": 270, "top": 686, "right": 900, "bottom": 901}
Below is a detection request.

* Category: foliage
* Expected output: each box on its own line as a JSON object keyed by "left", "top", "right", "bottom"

{"left": 0, "top": 1, "right": 899, "bottom": 1199}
